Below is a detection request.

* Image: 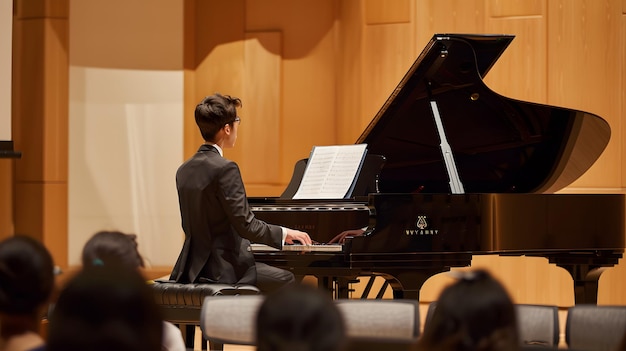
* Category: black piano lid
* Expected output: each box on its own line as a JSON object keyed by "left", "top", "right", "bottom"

{"left": 356, "top": 34, "right": 611, "bottom": 194}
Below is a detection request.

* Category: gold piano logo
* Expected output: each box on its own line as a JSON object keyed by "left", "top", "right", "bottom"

{"left": 405, "top": 215, "right": 439, "bottom": 235}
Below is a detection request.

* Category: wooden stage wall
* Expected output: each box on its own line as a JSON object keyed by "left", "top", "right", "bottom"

{"left": 183, "top": 0, "right": 626, "bottom": 306}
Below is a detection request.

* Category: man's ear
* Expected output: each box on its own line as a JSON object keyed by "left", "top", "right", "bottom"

{"left": 223, "top": 124, "right": 231, "bottom": 135}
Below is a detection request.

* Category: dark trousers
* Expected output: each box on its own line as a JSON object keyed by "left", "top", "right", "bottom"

{"left": 255, "top": 262, "right": 295, "bottom": 293}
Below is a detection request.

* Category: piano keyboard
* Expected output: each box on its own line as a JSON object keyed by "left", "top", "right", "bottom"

{"left": 250, "top": 243, "right": 344, "bottom": 252}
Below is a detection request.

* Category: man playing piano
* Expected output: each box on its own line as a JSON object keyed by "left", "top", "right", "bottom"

{"left": 170, "top": 93, "right": 312, "bottom": 293}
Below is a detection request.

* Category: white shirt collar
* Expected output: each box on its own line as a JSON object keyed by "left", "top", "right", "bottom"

{"left": 205, "top": 142, "right": 223, "bottom": 157}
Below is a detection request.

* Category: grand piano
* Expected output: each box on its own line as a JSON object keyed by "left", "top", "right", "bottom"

{"left": 249, "top": 34, "right": 625, "bottom": 304}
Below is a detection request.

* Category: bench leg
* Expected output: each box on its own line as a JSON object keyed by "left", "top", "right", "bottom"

{"left": 208, "top": 341, "right": 224, "bottom": 351}
{"left": 182, "top": 324, "right": 196, "bottom": 349}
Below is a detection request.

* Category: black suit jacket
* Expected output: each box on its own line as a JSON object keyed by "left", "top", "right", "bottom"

{"left": 170, "top": 144, "right": 283, "bottom": 284}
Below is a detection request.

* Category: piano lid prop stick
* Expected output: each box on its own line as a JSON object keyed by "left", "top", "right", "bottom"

{"left": 429, "top": 100, "right": 465, "bottom": 194}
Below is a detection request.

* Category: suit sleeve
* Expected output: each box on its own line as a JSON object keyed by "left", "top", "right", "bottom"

{"left": 216, "top": 161, "right": 283, "bottom": 248}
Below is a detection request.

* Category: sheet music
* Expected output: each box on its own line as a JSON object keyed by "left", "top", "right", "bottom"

{"left": 292, "top": 144, "right": 367, "bottom": 199}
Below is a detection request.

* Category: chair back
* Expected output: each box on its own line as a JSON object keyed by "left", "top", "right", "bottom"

{"left": 200, "top": 295, "right": 264, "bottom": 347}
{"left": 516, "top": 304, "right": 560, "bottom": 347}
{"left": 335, "top": 299, "right": 420, "bottom": 341}
{"left": 566, "top": 304, "right": 626, "bottom": 351}
{"left": 200, "top": 295, "right": 421, "bottom": 350}
{"left": 424, "top": 302, "right": 560, "bottom": 348}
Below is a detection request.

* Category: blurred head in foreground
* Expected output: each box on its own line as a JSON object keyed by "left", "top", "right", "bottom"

{"left": 418, "top": 269, "right": 519, "bottom": 351}
{"left": 0, "top": 235, "right": 54, "bottom": 347}
{"left": 82, "top": 230, "right": 144, "bottom": 269}
{"left": 47, "top": 266, "right": 163, "bottom": 351}
{"left": 256, "top": 284, "right": 346, "bottom": 351}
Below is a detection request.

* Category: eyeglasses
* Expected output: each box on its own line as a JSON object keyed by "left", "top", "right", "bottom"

{"left": 225, "top": 116, "right": 241, "bottom": 127}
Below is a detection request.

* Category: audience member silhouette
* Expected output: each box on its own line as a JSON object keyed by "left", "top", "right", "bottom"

{"left": 46, "top": 265, "right": 163, "bottom": 351}
{"left": 417, "top": 269, "right": 519, "bottom": 351}
{"left": 81, "top": 230, "right": 144, "bottom": 269}
{"left": 0, "top": 235, "right": 54, "bottom": 351}
{"left": 80, "top": 230, "right": 185, "bottom": 351}
{"left": 256, "top": 284, "right": 346, "bottom": 351}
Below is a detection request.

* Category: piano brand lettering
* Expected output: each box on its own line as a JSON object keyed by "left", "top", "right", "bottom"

{"left": 405, "top": 215, "right": 439, "bottom": 235}
{"left": 405, "top": 229, "right": 439, "bottom": 235}
{"left": 295, "top": 224, "right": 315, "bottom": 231}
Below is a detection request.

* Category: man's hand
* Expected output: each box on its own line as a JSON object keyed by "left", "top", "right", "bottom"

{"left": 285, "top": 229, "right": 313, "bottom": 245}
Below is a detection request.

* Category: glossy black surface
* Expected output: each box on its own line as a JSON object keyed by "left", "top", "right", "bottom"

{"left": 348, "top": 193, "right": 624, "bottom": 254}
{"left": 357, "top": 34, "right": 610, "bottom": 194}
{"left": 251, "top": 199, "right": 370, "bottom": 243}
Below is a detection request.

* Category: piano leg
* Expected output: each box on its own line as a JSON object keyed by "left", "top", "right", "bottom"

{"left": 346, "top": 253, "right": 473, "bottom": 300}
{"left": 556, "top": 264, "right": 608, "bottom": 305}
{"left": 317, "top": 276, "right": 334, "bottom": 298}
{"left": 376, "top": 268, "right": 454, "bottom": 301}
{"left": 549, "top": 251, "right": 623, "bottom": 305}
{"left": 314, "top": 275, "right": 357, "bottom": 299}
{"left": 335, "top": 277, "right": 354, "bottom": 299}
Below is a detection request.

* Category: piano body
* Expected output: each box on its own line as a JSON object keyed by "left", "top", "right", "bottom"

{"left": 250, "top": 34, "right": 624, "bottom": 304}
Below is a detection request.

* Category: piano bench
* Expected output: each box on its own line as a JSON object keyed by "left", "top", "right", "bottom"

{"left": 151, "top": 281, "right": 261, "bottom": 350}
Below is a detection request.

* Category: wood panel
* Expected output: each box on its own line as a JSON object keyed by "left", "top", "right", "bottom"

{"left": 69, "top": 0, "right": 182, "bottom": 70}
{"left": 13, "top": 0, "right": 68, "bottom": 18}
{"left": 336, "top": 0, "right": 365, "bottom": 144}
{"left": 0, "top": 161, "right": 12, "bottom": 240}
{"left": 184, "top": 0, "right": 245, "bottom": 160}
{"left": 336, "top": 0, "right": 415, "bottom": 144}
{"left": 243, "top": 0, "right": 338, "bottom": 195}
{"left": 12, "top": 14, "right": 69, "bottom": 183}
{"left": 623, "top": 1, "right": 626, "bottom": 191}
{"left": 13, "top": 21, "right": 47, "bottom": 181}
{"left": 183, "top": 0, "right": 198, "bottom": 164}
{"left": 598, "top": 261, "right": 626, "bottom": 304}
{"left": 14, "top": 182, "right": 68, "bottom": 267}
{"left": 336, "top": 1, "right": 416, "bottom": 143}
{"left": 364, "top": 0, "right": 411, "bottom": 24}
{"left": 485, "top": 3, "right": 547, "bottom": 104}
{"left": 608, "top": 0, "right": 626, "bottom": 305}
{"left": 241, "top": 32, "right": 281, "bottom": 186}
{"left": 489, "top": 0, "right": 543, "bottom": 17}
{"left": 360, "top": 23, "right": 416, "bottom": 136}
{"left": 416, "top": 0, "right": 486, "bottom": 48}
{"left": 186, "top": 0, "right": 338, "bottom": 196}
{"left": 547, "top": 0, "right": 622, "bottom": 189}
{"left": 12, "top": 0, "right": 69, "bottom": 267}
{"left": 12, "top": 17, "right": 69, "bottom": 175}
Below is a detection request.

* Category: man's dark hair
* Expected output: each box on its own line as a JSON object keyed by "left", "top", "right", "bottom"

{"left": 195, "top": 93, "right": 242, "bottom": 142}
